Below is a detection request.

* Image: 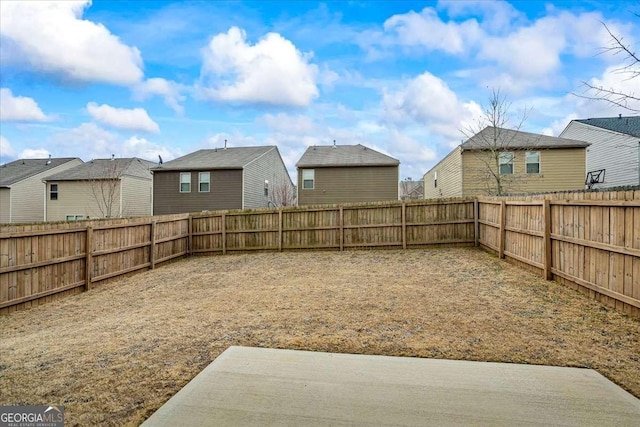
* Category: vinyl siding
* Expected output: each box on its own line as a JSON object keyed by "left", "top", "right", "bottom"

{"left": 153, "top": 169, "right": 242, "bottom": 214}
{"left": 121, "top": 175, "right": 153, "bottom": 217}
{"left": 0, "top": 189, "right": 10, "bottom": 223}
{"left": 461, "top": 148, "right": 586, "bottom": 196}
{"left": 10, "top": 158, "right": 83, "bottom": 223}
{"left": 243, "top": 147, "right": 292, "bottom": 209}
{"left": 423, "top": 148, "right": 463, "bottom": 199}
{"left": 560, "top": 121, "right": 639, "bottom": 187}
{"left": 46, "top": 180, "right": 122, "bottom": 221}
{"left": 297, "top": 165, "right": 398, "bottom": 205}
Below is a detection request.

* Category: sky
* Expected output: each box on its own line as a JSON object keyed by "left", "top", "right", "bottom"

{"left": 1, "top": 0, "right": 639, "bottom": 181}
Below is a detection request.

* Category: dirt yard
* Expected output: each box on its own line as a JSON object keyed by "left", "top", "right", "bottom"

{"left": 1, "top": 248, "right": 638, "bottom": 425}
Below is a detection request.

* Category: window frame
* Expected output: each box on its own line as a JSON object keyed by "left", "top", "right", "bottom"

{"left": 198, "top": 172, "right": 210, "bottom": 193}
{"left": 434, "top": 171, "right": 438, "bottom": 188}
{"left": 180, "top": 172, "right": 191, "bottom": 193}
{"left": 525, "top": 151, "right": 541, "bottom": 174}
{"left": 66, "top": 215, "right": 84, "bottom": 221}
{"left": 499, "top": 152, "right": 514, "bottom": 175}
{"left": 302, "top": 169, "right": 315, "bottom": 189}
{"left": 50, "top": 183, "right": 58, "bottom": 200}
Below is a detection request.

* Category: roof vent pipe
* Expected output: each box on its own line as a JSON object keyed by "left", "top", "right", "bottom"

{"left": 619, "top": 114, "right": 622, "bottom": 119}
{"left": 224, "top": 139, "right": 228, "bottom": 150}
{"left": 332, "top": 139, "right": 336, "bottom": 148}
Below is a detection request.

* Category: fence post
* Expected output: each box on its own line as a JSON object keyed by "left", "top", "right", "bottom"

{"left": 150, "top": 220, "right": 156, "bottom": 269}
{"left": 543, "top": 199, "right": 552, "bottom": 280}
{"left": 339, "top": 206, "right": 344, "bottom": 251}
{"left": 85, "top": 226, "right": 93, "bottom": 291}
{"left": 278, "top": 209, "right": 283, "bottom": 252}
{"left": 401, "top": 202, "right": 407, "bottom": 249}
{"left": 188, "top": 216, "right": 193, "bottom": 256}
{"left": 499, "top": 200, "right": 506, "bottom": 259}
{"left": 474, "top": 199, "right": 479, "bottom": 247}
{"left": 222, "top": 213, "right": 227, "bottom": 255}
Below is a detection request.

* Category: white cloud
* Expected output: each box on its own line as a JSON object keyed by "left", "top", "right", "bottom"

{"left": 584, "top": 63, "right": 640, "bottom": 112}
{"left": 383, "top": 7, "right": 481, "bottom": 54}
{"left": 86, "top": 103, "right": 160, "bottom": 133}
{"left": 20, "top": 148, "right": 50, "bottom": 159}
{"left": 198, "top": 27, "right": 319, "bottom": 106}
{"left": 132, "top": 78, "right": 186, "bottom": 115}
{"left": 382, "top": 72, "right": 464, "bottom": 124}
{"left": 0, "top": 135, "right": 16, "bottom": 161}
{"left": 206, "top": 132, "right": 260, "bottom": 148}
{"left": 0, "top": 1, "right": 143, "bottom": 85}
{"left": 0, "top": 88, "right": 50, "bottom": 122}
{"left": 122, "top": 136, "right": 182, "bottom": 162}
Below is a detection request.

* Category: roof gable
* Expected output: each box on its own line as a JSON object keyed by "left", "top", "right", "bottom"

{"left": 0, "top": 157, "right": 81, "bottom": 187}
{"left": 153, "top": 146, "right": 275, "bottom": 171}
{"left": 574, "top": 116, "right": 640, "bottom": 137}
{"left": 460, "top": 127, "right": 590, "bottom": 150}
{"left": 44, "top": 158, "right": 155, "bottom": 181}
{"left": 296, "top": 144, "right": 399, "bottom": 168}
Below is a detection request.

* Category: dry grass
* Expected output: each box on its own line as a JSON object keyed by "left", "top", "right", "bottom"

{"left": 1, "top": 248, "right": 639, "bottom": 426}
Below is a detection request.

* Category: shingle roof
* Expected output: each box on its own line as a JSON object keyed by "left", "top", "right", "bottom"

{"left": 44, "top": 158, "right": 155, "bottom": 181}
{"left": 296, "top": 144, "right": 399, "bottom": 168}
{"left": 152, "top": 146, "right": 275, "bottom": 171}
{"left": 574, "top": 116, "right": 640, "bottom": 137}
{"left": 0, "top": 158, "right": 80, "bottom": 187}
{"left": 460, "top": 127, "right": 590, "bottom": 150}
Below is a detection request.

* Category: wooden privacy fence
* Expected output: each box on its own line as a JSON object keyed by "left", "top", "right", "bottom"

{"left": 0, "top": 214, "right": 189, "bottom": 313}
{"left": 478, "top": 191, "right": 640, "bottom": 317}
{"left": 0, "top": 200, "right": 475, "bottom": 313}
{"left": 190, "top": 200, "right": 475, "bottom": 253}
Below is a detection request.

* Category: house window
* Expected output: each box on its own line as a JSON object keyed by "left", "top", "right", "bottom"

{"left": 434, "top": 171, "right": 438, "bottom": 188}
{"left": 499, "top": 152, "right": 514, "bottom": 175}
{"left": 199, "top": 172, "right": 210, "bottom": 192}
{"left": 66, "top": 215, "right": 84, "bottom": 221}
{"left": 50, "top": 183, "right": 58, "bottom": 200}
{"left": 302, "top": 169, "right": 314, "bottom": 189}
{"left": 525, "top": 151, "right": 540, "bottom": 174}
{"left": 180, "top": 172, "right": 191, "bottom": 193}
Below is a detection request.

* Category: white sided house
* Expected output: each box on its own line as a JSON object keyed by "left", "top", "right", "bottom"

{"left": 560, "top": 115, "right": 640, "bottom": 188}
{"left": 0, "top": 157, "right": 83, "bottom": 223}
{"left": 43, "top": 158, "right": 156, "bottom": 221}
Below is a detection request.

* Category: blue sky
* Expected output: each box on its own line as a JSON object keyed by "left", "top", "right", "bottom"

{"left": 1, "top": 0, "right": 638, "bottom": 180}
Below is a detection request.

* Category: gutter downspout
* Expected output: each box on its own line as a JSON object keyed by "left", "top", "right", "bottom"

{"left": 43, "top": 180, "right": 47, "bottom": 222}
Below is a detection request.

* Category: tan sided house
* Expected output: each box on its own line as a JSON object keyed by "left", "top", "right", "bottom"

{"left": 423, "top": 127, "right": 590, "bottom": 198}
{"left": 43, "top": 157, "right": 155, "bottom": 221}
{"left": 296, "top": 144, "right": 400, "bottom": 205}
{"left": 152, "top": 146, "right": 292, "bottom": 214}
{"left": 0, "top": 157, "right": 83, "bottom": 223}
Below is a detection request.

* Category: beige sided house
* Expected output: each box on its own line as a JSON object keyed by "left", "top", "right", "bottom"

{"left": 0, "top": 157, "right": 83, "bottom": 223}
{"left": 423, "top": 127, "right": 590, "bottom": 198}
{"left": 43, "top": 158, "right": 155, "bottom": 221}
{"left": 152, "top": 146, "right": 292, "bottom": 214}
{"left": 296, "top": 144, "right": 400, "bottom": 205}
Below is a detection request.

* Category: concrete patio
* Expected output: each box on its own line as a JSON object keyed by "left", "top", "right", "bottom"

{"left": 142, "top": 346, "right": 640, "bottom": 426}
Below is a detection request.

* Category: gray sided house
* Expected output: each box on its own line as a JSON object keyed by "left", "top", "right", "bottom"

{"left": 296, "top": 144, "right": 400, "bottom": 205}
{"left": 152, "top": 146, "right": 292, "bottom": 214}
{"left": 0, "top": 157, "right": 83, "bottom": 223}
{"left": 560, "top": 115, "right": 640, "bottom": 188}
{"left": 423, "top": 127, "right": 590, "bottom": 198}
{"left": 43, "top": 158, "right": 155, "bottom": 221}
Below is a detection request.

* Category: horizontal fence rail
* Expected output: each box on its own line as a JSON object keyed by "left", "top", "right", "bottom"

{"left": 478, "top": 189, "right": 640, "bottom": 317}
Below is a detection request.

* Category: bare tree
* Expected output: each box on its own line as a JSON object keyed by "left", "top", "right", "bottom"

{"left": 461, "top": 89, "right": 531, "bottom": 196}
{"left": 575, "top": 13, "right": 639, "bottom": 112}
{"left": 269, "top": 178, "right": 297, "bottom": 207}
{"left": 88, "top": 159, "right": 125, "bottom": 218}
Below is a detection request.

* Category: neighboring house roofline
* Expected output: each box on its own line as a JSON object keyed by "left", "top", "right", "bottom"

{"left": 42, "top": 158, "right": 155, "bottom": 181}
{"left": 460, "top": 126, "right": 590, "bottom": 151}
{"left": 151, "top": 146, "right": 277, "bottom": 171}
{"left": 296, "top": 143, "right": 400, "bottom": 168}
{"left": 570, "top": 115, "right": 640, "bottom": 138}
{"left": 0, "top": 157, "right": 82, "bottom": 187}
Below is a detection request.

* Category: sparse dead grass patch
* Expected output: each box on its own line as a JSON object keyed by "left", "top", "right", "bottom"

{"left": 1, "top": 248, "right": 638, "bottom": 426}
